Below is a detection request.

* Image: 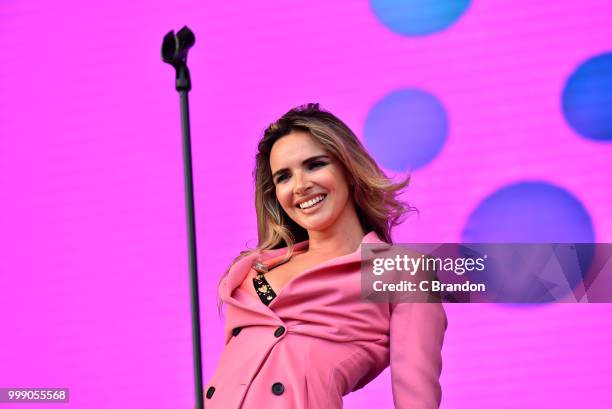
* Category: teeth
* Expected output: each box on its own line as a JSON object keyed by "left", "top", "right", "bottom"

{"left": 298, "top": 195, "right": 325, "bottom": 209}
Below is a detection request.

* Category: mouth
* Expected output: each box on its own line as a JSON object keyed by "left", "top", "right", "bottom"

{"left": 296, "top": 194, "right": 327, "bottom": 211}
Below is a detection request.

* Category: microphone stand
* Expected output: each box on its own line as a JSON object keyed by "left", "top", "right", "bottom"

{"left": 161, "top": 26, "right": 204, "bottom": 409}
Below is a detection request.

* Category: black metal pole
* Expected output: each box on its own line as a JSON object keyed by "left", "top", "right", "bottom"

{"left": 180, "top": 89, "right": 205, "bottom": 409}
{"left": 180, "top": 87, "right": 204, "bottom": 409}
{"left": 161, "top": 27, "right": 204, "bottom": 409}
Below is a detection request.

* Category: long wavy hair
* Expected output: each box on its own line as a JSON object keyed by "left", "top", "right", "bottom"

{"left": 217, "top": 103, "right": 415, "bottom": 311}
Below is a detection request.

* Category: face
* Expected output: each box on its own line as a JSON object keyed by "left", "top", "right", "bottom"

{"left": 269, "top": 131, "right": 354, "bottom": 234}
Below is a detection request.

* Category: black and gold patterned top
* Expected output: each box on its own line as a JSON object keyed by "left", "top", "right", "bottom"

{"left": 253, "top": 274, "right": 277, "bottom": 306}
{"left": 251, "top": 250, "right": 307, "bottom": 306}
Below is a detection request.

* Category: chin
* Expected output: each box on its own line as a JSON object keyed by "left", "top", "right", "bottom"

{"left": 298, "top": 218, "right": 335, "bottom": 233}
{"left": 290, "top": 208, "right": 344, "bottom": 233}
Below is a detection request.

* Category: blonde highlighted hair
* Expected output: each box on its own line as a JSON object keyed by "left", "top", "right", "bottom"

{"left": 217, "top": 103, "right": 415, "bottom": 311}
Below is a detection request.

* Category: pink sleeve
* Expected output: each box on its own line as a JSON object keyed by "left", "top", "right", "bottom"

{"left": 389, "top": 302, "right": 447, "bottom": 408}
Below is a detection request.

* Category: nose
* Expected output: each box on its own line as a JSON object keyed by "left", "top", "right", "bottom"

{"left": 293, "top": 170, "right": 312, "bottom": 195}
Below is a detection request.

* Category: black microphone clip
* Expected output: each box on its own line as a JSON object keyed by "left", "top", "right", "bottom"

{"left": 161, "top": 26, "right": 196, "bottom": 92}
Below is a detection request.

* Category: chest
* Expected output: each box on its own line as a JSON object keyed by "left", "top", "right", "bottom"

{"left": 261, "top": 258, "right": 315, "bottom": 292}
{"left": 238, "top": 254, "right": 329, "bottom": 299}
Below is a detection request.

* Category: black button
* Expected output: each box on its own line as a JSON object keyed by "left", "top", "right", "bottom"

{"left": 206, "top": 386, "right": 215, "bottom": 399}
{"left": 274, "top": 326, "right": 285, "bottom": 338}
{"left": 232, "top": 327, "right": 242, "bottom": 336}
{"left": 271, "top": 382, "right": 285, "bottom": 396}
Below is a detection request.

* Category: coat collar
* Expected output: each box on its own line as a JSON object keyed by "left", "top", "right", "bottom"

{"left": 219, "top": 231, "right": 390, "bottom": 339}
{"left": 220, "top": 230, "right": 387, "bottom": 302}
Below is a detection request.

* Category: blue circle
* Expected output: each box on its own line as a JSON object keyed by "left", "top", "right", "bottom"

{"left": 462, "top": 181, "right": 595, "bottom": 243}
{"left": 461, "top": 181, "right": 595, "bottom": 303}
{"left": 370, "top": 0, "right": 471, "bottom": 36}
{"left": 562, "top": 53, "right": 612, "bottom": 142}
{"left": 364, "top": 88, "right": 449, "bottom": 172}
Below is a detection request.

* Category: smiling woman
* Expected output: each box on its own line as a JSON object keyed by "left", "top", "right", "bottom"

{"left": 270, "top": 132, "right": 356, "bottom": 242}
{"left": 207, "top": 103, "right": 447, "bottom": 409}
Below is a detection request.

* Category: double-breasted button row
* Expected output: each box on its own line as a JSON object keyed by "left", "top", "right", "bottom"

{"left": 274, "top": 326, "right": 285, "bottom": 338}
{"left": 205, "top": 382, "right": 285, "bottom": 399}
{"left": 234, "top": 326, "right": 284, "bottom": 337}
{"left": 206, "top": 382, "right": 285, "bottom": 399}
{"left": 272, "top": 382, "right": 285, "bottom": 396}
{"left": 208, "top": 327, "right": 285, "bottom": 401}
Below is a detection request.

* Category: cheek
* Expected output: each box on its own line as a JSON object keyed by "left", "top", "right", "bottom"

{"left": 275, "top": 186, "right": 294, "bottom": 211}
{"left": 327, "top": 173, "right": 351, "bottom": 206}
{"left": 318, "top": 169, "right": 341, "bottom": 189}
{"left": 325, "top": 169, "right": 349, "bottom": 195}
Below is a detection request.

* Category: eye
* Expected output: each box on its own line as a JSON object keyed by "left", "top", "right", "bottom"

{"left": 309, "top": 160, "right": 327, "bottom": 170}
{"left": 274, "top": 160, "right": 327, "bottom": 184}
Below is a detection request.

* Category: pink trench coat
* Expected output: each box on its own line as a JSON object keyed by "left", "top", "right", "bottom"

{"left": 205, "top": 231, "right": 447, "bottom": 408}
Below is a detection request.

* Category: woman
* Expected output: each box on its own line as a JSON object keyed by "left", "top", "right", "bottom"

{"left": 205, "top": 104, "right": 447, "bottom": 408}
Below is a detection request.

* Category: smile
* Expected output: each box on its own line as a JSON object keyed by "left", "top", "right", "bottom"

{"left": 297, "top": 194, "right": 327, "bottom": 210}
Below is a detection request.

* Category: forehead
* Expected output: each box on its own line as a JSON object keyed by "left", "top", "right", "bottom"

{"left": 269, "top": 131, "right": 327, "bottom": 169}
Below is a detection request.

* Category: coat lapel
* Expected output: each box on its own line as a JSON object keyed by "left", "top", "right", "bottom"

{"left": 219, "top": 231, "right": 389, "bottom": 339}
{"left": 221, "top": 231, "right": 387, "bottom": 299}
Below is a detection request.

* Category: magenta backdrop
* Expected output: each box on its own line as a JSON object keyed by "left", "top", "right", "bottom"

{"left": 1, "top": 0, "right": 612, "bottom": 408}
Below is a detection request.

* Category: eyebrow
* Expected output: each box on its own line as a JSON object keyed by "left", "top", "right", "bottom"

{"left": 272, "top": 154, "right": 330, "bottom": 180}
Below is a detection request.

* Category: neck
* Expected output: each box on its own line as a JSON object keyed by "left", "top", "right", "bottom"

{"left": 305, "top": 205, "right": 366, "bottom": 256}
